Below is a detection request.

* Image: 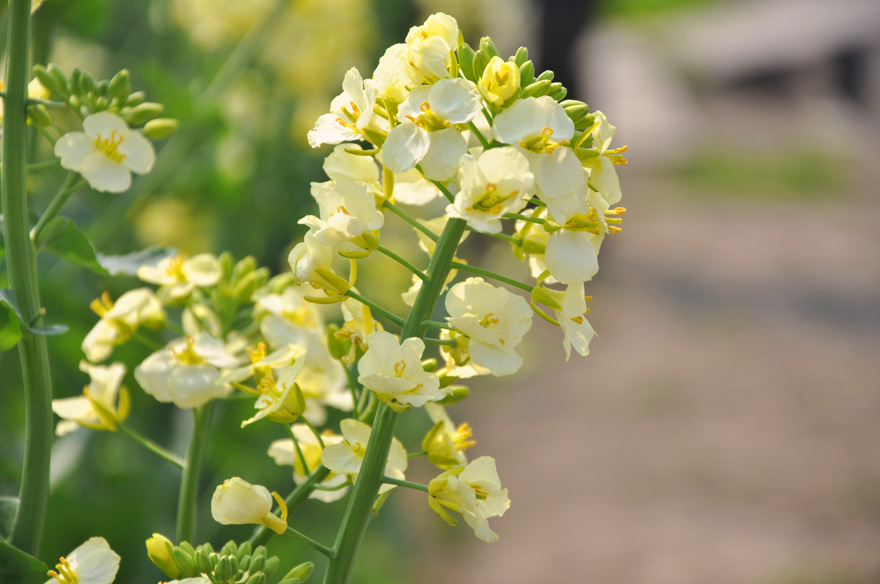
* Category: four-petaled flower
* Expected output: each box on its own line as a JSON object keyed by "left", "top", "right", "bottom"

{"left": 55, "top": 112, "right": 155, "bottom": 193}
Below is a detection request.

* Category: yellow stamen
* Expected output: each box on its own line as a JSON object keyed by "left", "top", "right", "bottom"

{"left": 93, "top": 130, "right": 126, "bottom": 163}
{"left": 478, "top": 313, "right": 499, "bottom": 328}
{"left": 393, "top": 360, "right": 407, "bottom": 377}
{"left": 247, "top": 342, "right": 268, "bottom": 364}
{"left": 89, "top": 291, "right": 114, "bottom": 317}
{"left": 171, "top": 337, "right": 206, "bottom": 365}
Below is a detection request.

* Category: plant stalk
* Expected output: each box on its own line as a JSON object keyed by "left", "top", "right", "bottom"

{"left": 323, "top": 218, "right": 466, "bottom": 584}
{"left": 4, "top": 0, "right": 55, "bottom": 556}
{"left": 176, "top": 404, "right": 213, "bottom": 543}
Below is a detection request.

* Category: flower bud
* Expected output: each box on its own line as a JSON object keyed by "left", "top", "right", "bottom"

{"left": 457, "top": 42, "right": 476, "bottom": 81}
{"left": 245, "top": 574, "right": 266, "bottom": 584}
{"left": 514, "top": 46, "right": 529, "bottom": 66}
{"left": 537, "top": 69, "right": 555, "bottom": 83}
{"left": 126, "top": 91, "right": 145, "bottom": 106}
{"left": 518, "top": 60, "right": 535, "bottom": 86}
{"left": 472, "top": 49, "right": 489, "bottom": 79}
{"left": 95, "top": 79, "right": 109, "bottom": 97}
{"left": 215, "top": 556, "right": 232, "bottom": 581}
{"left": 169, "top": 545, "right": 197, "bottom": 576}
{"left": 80, "top": 70, "right": 96, "bottom": 95}
{"left": 108, "top": 69, "right": 130, "bottom": 100}
{"left": 47, "top": 64, "right": 68, "bottom": 94}
{"left": 264, "top": 556, "right": 280, "bottom": 576}
{"left": 436, "top": 385, "right": 470, "bottom": 406}
{"left": 235, "top": 541, "right": 252, "bottom": 561}
{"left": 520, "top": 79, "right": 550, "bottom": 99}
{"left": 219, "top": 540, "right": 238, "bottom": 556}
{"left": 27, "top": 104, "right": 53, "bottom": 128}
{"left": 478, "top": 36, "right": 500, "bottom": 59}
{"left": 194, "top": 549, "right": 213, "bottom": 574}
{"left": 282, "top": 561, "right": 314, "bottom": 583}
{"left": 548, "top": 82, "right": 567, "bottom": 101}
{"left": 478, "top": 56, "right": 520, "bottom": 107}
{"left": 32, "top": 65, "right": 56, "bottom": 93}
{"left": 143, "top": 118, "right": 179, "bottom": 139}
{"left": 145, "top": 533, "right": 180, "bottom": 578}
{"left": 126, "top": 102, "right": 164, "bottom": 126}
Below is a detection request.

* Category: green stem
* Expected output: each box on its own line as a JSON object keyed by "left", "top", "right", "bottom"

{"left": 424, "top": 337, "right": 456, "bottom": 346}
{"left": 407, "top": 450, "right": 428, "bottom": 458}
{"left": 286, "top": 527, "right": 335, "bottom": 558}
{"left": 118, "top": 423, "right": 185, "bottom": 468}
{"left": 26, "top": 159, "right": 60, "bottom": 171}
{"left": 176, "top": 404, "right": 213, "bottom": 543}
{"left": 285, "top": 423, "right": 309, "bottom": 479}
{"left": 300, "top": 416, "right": 325, "bottom": 448}
{"left": 469, "top": 229, "right": 522, "bottom": 245}
{"left": 382, "top": 201, "right": 437, "bottom": 241}
{"left": 376, "top": 245, "right": 427, "bottom": 281}
{"left": 422, "top": 319, "right": 453, "bottom": 331}
{"left": 381, "top": 477, "right": 429, "bottom": 493}
{"left": 4, "top": 0, "right": 54, "bottom": 555}
{"left": 30, "top": 174, "right": 84, "bottom": 242}
{"left": 467, "top": 121, "right": 490, "bottom": 149}
{"left": 429, "top": 180, "right": 456, "bottom": 204}
{"left": 344, "top": 290, "right": 405, "bottom": 327}
{"left": 324, "top": 218, "right": 466, "bottom": 584}
{"left": 503, "top": 212, "right": 544, "bottom": 224}
{"left": 451, "top": 260, "right": 533, "bottom": 293}
{"left": 343, "top": 363, "right": 361, "bottom": 417}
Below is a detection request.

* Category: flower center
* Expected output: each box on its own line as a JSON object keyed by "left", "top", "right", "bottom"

{"left": 478, "top": 313, "right": 499, "bottom": 328}
{"left": 471, "top": 484, "right": 488, "bottom": 501}
{"left": 406, "top": 101, "right": 449, "bottom": 132}
{"left": 453, "top": 422, "right": 476, "bottom": 452}
{"left": 393, "top": 360, "right": 407, "bottom": 377}
{"left": 468, "top": 183, "right": 519, "bottom": 214}
{"left": 47, "top": 557, "right": 78, "bottom": 584}
{"left": 518, "top": 126, "right": 569, "bottom": 154}
{"left": 172, "top": 337, "right": 206, "bottom": 365}
{"left": 164, "top": 254, "right": 188, "bottom": 280}
{"left": 94, "top": 130, "right": 127, "bottom": 163}
{"left": 89, "top": 291, "right": 114, "bottom": 317}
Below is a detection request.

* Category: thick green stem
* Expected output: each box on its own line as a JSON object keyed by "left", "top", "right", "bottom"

{"left": 176, "top": 404, "right": 213, "bottom": 543}
{"left": 323, "top": 218, "right": 466, "bottom": 584}
{"left": 4, "top": 0, "right": 54, "bottom": 556}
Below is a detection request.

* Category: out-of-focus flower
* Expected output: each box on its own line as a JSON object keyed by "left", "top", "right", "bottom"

{"left": 134, "top": 334, "right": 238, "bottom": 409}
{"left": 54, "top": 112, "right": 155, "bottom": 193}
{"left": 268, "top": 424, "right": 348, "bottom": 503}
{"left": 83, "top": 289, "right": 165, "bottom": 363}
{"left": 52, "top": 361, "right": 129, "bottom": 436}
{"left": 422, "top": 402, "right": 475, "bottom": 470}
{"left": 137, "top": 253, "right": 222, "bottom": 302}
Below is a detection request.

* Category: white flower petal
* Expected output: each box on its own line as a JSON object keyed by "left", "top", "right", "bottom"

{"left": 382, "top": 122, "right": 429, "bottom": 173}
{"left": 54, "top": 132, "right": 94, "bottom": 170}
{"left": 118, "top": 131, "right": 156, "bottom": 174}
{"left": 545, "top": 230, "right": 599, "bottom": 285}
{"left": 80, "top": 152, "right": 131, "bottom": 193}
{"left": 419, "top": 128, "right": 466, "bottom": 181}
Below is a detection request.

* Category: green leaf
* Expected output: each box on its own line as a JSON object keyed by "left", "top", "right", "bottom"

{"left": 0, "top": 290, "right": 24, "bottom": 350}
{"left": 0, "top": 289, "right": 68, "bottom": 344}
{"left": 36, "top": 217, "right": 109, "bottom": 275}
{"left": 96, "top": 247, "right": 176, "bottom": 276}
{"left": 0, "top": 497, "right": 18, "bottom": 540}
{"left": 0, "top": 538, "right": 50, "bottom": 584}
{"left": 0, "top": 214, "right": 6, "bottom": 257}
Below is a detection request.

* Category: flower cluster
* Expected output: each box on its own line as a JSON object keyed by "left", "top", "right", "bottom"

{"left": 52, "top": 11, "right": 628, "bottom": 572}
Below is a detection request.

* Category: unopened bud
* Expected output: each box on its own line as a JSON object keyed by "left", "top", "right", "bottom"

{"left": 548, "top": 82, "right": 567, "bottom": 101}
{"left": 478, "top": 36, "right": 500, "bottom": 59}
{"left": 169, "top": 546, "right": 196, "bottom": 577}
{"left": 245, "top": 574, "right": 266, "bottom": 584}
{"left": 457, "top": 42, "right": 476, "bottom": 81}
{"left": 514, "top": 46, "right": 529, "bottom": 67}
{"left": 518, "top": 60, "right": 535, "bottom": 86}
{"left": 32, "top": 65, "right": 56, "bottom": 93}
{"left": 219, "top": 540, "right": 238, "bottom": 556}
{"left": 108, "top": 69, "right": 130, "bottom": 99}
{"left": 520, "top": 79, "right": 550, "bottom": 99}
{"left": 47, "top": 64, "right": 68, "bottom": 94}
{"left": 79, "top": 71, "right": 96, "bottom": 95}
{"left": 235, "top": 541, "right": 252, "bottom": 561}
{"left": 145, "top": 533, "right": 180, "bottom": 579}
{"left": 264, "top": 556, "right": 280, "bottom": 576}
{"left": 282, "top": 561, "right": 314, "bottom": 583}
{"left": 126, "top": 91, "right": 146, "bottom": 106}
{"left": 537, "top": 69, "right": 555, "bottom": 83}
{"left": 143, "top": 118, "right": 178, "bottom": 139}
{"left": 436, "top": 385, "right": 470, "bottom": 406}
{"left": 214, "top": 556, "right": 232, "bottom": 581}
{"left": 472, "top": 49, "right": 490, "bottom": 80}
{"left": 26, "top": 104, "right": 53, "bottom": 128}
{"left": 126, "top": 102, "right": 164, "bottom": 126}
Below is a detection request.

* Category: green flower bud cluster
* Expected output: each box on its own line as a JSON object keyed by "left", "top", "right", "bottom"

{"left": 148, "top": 536, "right": 283, "bottom": 584}
{"left": 456, "top": 39, "right": 590, "bottom": 129}
{"left": 31, "top": 63, "right": 177, "bottom": 136}
{"left": 210, "top": 252, "right": 271, "bottom": 327}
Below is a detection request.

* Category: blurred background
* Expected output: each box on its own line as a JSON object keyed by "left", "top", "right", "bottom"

{"left": 3, "top": 0, "right": 880, "bottom": 582}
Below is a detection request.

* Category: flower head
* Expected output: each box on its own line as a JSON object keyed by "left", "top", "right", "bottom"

{"left": 357, "top": 331, "right": 443, "bottom": 410}
{"left": 82, "top": 288, "right": 165, "bottom": 363}
{"left": 54, "top": 112, "right": 155, "bottom": 193}
{"left": 445, "top": 278, "right": 533, "bottom": 376}
{"left": 137, "top": 253, "right": 222, "bottom": 302}
{"left": 268, "top": 424, "right": 349, "bottom": 502}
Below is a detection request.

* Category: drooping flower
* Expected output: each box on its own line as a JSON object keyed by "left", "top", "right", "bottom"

{"left": 44, "top": 536, "right": 121, "bottom": 584}
{"left": 445, "top": 278, "right": 533, "bottom": 376}
{"left": 543, "top": 194, "right": 601, "bottom": 286}
{"left": 54, "top": 112, "right": 155, "bottom": 193}
{"left": 240, "top": 363, "right": 306, "bottom": 428}
{"left": 52, "top": 361, "right": 130, "bottom": 436}
{"left": 533, "top": 282, "right": 596, "bottom": 360}
{"left": 357, "top": 331, "right": 443, "bottom": 410}
{"left": 82, "top": 289, "right": 165, "bottom": 363}
{"left": 137, "top": 253, "right": 222, "bottom": 302}
{"left": 447, "top": 147, "right": 534, "bottom": 233}
{"left": 211, "top": 477, "right": 287, "bottom": 535}
{"left": 298, "top": 180, "right": 384, "bottom": 248}
{"left": 422, "top": 402, "right": 475, "bottom": 470}
{"left": 428, "top": 456, "right": 510, "bottom": 543}
{"left": 320, "top": 418, "right": 407, "bottom": 493}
